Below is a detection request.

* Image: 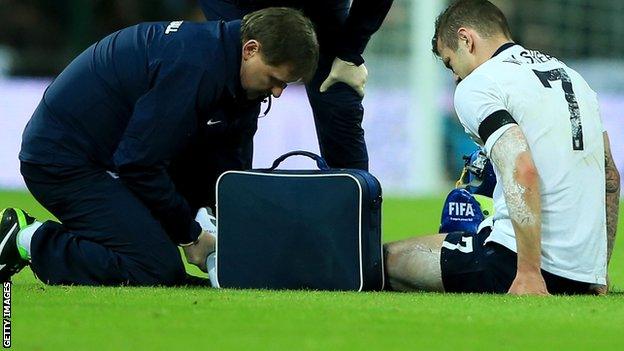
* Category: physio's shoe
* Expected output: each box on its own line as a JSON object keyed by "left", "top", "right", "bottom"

{"left": 0, "top": 208, "right": 35, "bottom": 281}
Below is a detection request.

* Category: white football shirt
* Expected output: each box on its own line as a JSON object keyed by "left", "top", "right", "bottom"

{"left": 454, "top": 44, "right": 607, "bottom": 285}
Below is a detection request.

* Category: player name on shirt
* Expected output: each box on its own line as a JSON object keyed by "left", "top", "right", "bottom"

{"left": 503, "top": 50, "right": 556, "bottom": 65}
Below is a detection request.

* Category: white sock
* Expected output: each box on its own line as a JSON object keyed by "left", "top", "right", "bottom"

{"left": 17, "top": 221, "right": 42, "bottom": 260}
{"left": 196, "top": 208, "right": 218, "bottom": 287}
{"left": 207, "top": 252, "right": 218, "bottom": 287}
{"left": 195, "top": 207, "right": 217, "bottom": 238}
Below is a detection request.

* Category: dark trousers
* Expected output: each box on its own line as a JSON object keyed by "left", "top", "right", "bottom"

{"left": 201, "top": 0, "right": 369, "bottom": 170}
{"left": 21, "top": 162, "right": 186, "bottom": 286}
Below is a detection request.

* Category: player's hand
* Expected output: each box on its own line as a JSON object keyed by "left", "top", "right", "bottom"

{"left": 508, "top": 270, "right": 550, "bottom": 296}
{"left": 589, "top": 275, "right": 609, "bottom": 295}
{"left": 319, "top": 57, "right": 368, "bottom": 97}
{"left": 195, "top": 207, "right": 217, "bottom": 236}
{"left": 182, "top": 230, "right": 215, "bottom": 272}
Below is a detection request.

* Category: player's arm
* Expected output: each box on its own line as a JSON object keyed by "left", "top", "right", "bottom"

{"left": 590, "top": 132, "right": 620, "bottom": 294}
{"left": 604, "top": 132, "right": 620, "bottom": 265}
{"left": 489, "top": 125, "right": 548, "bottom": 295}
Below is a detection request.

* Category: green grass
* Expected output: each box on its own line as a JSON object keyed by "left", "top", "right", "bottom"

{"left": 2, "top": 190, "right": 623, "bottom": 351}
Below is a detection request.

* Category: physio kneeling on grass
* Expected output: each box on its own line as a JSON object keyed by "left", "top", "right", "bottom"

{"left": 1, "top": 7, "right": 318, "bottom": 285}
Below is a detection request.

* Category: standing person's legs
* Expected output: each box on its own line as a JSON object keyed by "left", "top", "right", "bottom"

{"left": 306, "top": 53, "right": 369, "bottom": 170}
{"left": 20, "top": 162, "right": 186, "bottom": 286}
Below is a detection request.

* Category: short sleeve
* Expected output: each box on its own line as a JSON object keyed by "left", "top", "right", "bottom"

{"left": 454, "top": 72, "right": 517, "bottom": 156}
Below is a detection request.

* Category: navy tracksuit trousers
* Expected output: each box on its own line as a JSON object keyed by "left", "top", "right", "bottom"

{"left": 21, "top": 162, "right": 187, "bottom": 286}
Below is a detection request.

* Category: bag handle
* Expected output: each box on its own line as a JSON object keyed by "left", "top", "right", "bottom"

{"left": 269, "top": 151, "right": 330, "bottom": 171}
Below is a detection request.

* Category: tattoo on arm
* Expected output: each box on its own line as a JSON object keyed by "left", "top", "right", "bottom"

{"left": 604, "top": 132, "right": 620, "bottom": 265}
{"left": 490, "top": 126, "right": 539, "bottom": 227}
{"left": 490, "top": 125, "right": 542, "bottom": 272}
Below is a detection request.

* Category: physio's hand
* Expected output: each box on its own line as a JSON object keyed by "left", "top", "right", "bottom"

{"left": 182, "top": 230, "right": 215, "bottom": 272}
{"left": 508, "top": 270, "right": 550, "bottom": 296}
{"left": 319, "top": 57, "right": 368, "bottom": 97}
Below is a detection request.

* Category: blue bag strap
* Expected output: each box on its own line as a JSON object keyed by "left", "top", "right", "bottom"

{"left": 269, "top": 151, "right": 330, "bottom": 171}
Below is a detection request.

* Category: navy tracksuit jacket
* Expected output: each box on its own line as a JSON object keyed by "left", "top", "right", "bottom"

{"left": 20, "top": 20, "right": 257, "bottom": 285}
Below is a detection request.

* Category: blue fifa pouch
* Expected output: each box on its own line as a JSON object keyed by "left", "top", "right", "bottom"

{"left": 439, "top": 188, "right": 493, "bottom": 234}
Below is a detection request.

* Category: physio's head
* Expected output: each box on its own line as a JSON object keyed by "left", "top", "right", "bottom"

{"left": 240, "top": 7, "right": 319, "bottom": 99}
{"left": 432, "top": 0, "right": 512, "bottom": 79}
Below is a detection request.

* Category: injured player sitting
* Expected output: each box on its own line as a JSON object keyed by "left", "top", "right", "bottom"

{"left": 383, "top": 0, "right": 619, "bottom": 296}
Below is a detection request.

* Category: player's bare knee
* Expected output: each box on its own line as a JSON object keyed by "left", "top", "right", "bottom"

{"left": 382, "top": 236, "right": 445, "bottom": 292}
{"left": 383, "top": 243, "right": 402, "bottom": 278}
{"left": 383, "top": 242, "right": 419, "bottom": 291}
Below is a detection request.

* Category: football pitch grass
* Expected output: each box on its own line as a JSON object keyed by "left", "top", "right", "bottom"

{"left": 2, "top": 190, "right": 623, "bottom": 350}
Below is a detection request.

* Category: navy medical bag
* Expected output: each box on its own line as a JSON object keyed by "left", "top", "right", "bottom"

{"left": 215, "top": 151, "right": 384, "bottom": 291}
